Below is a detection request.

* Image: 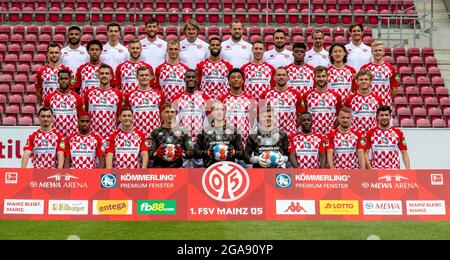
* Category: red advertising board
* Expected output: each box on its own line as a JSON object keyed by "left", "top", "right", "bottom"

{"left": 0, "top": 162, "right": 448, "bottom": 221}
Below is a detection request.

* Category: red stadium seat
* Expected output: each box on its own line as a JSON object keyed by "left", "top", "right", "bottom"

{"left": 428, "top": 107, "right": 443, "bottom": 122}
{"left": 436, "top": 87, "right": 449, "bottom": 100}
{"left": 274, "top": 0, "right": 286, "bottom": 9}
{"left": 394, "top": 96, "right": 408, "bottom": 109}
{"left": 392, "top": 118, "right": 399, "bottom": 127}
{"left": 393, "top": 46, "right": 406, "bottom": 59}
{"left": 398, "top": 66, "right": 412, "bottom": 81}
{"left": 354, "top": 9, "right": 366, "bottom": 24}
{"left": 181, "top": 8, "right": 193, "bottom": 23}
{"left": 328, "top": 9, "right": 340, "bottom": 25}
{"left": 413, "top": 67, "right": 427, "bottom": 81}
{"left": 432, "top": 118, "right": 446, "bottom": 128}
{"left": 421, "top": 47, "right": 435, "bottom": 59}
{"left": 315, "top": 9, "right": 326, "bottom": 25}
{"left": 312, "top": 0, "right": 324, "bottom": 9}
{"left": 2, "top": 116, "right": 17, "bottom": 126}
{"left": 377, "top": 0, "right": 390, "bottom": 11}
{"left": 410, "top": 56, "right": 425, "bottom": 70}
{"left": 412, "top": 107, "right": 426, "bottom": 121}
{"left": 405, "top": 87, "right": 419, "bottom": 99}
{"left": 416, "top": 118, "right": 431, "bottom": 128}
{"left": 444, "top": 107, "right": 450, "bottom": 122}
{"left": 288, "top": 9, "right": 300, "bottom": 24}
{"left": 431, "top": 77, "right": 445, "bottom": 89}
{"left": 428, "top": 66, "right": 441, "bottom": 79}
{"left": 380, "top": 10, "right": 392, "bottom": 25}
{"left": 417, "top": 76, "right": 431, "bottom": 89}
{"left": 33, "top": 54, "right": 47, "bottom": 66}
{"left": 209, "top": 8, "right": 220, "bottom": 24}
{"left": 407, "top": 47, "right": 421, "bottom": 58}
{"left": 0, "top": 84, "right": 9, "bottom": 94}
{"left": 396, "top": 56, "right": 409, "bottom": 69}
{"left": 195, "top": 8, "right": 207, "bottom": 24}
{"left": 396, "top": 107, "right": 411, "bottom": 121}
{"left": 424, "top": 96, "right": 439, "bottom": 110}
{"left": 409, "top": 96, "right": 423, "bottom": 110}
{"left": 24, "top": 94, "right": 38, "bottom": 104}
{"left": 292, "top": 36, "right": 306, "bottom": 43}
{"left": 363, "top": 36, "right": 374, "bottom": 46}
{"left": 75, "top": 7, "right": 87, "bottom": 23}
{"left": 326, "top": 0, "right": 337, "bottom": 10}
{"left": 234, "top": 0, "right": 246, "bottom": 9}
{"left": 400, "top": 118, "right": 414, "bottom": 127}
{"left": 441, "top": 97, "right": 450, "bottom": 110}
{"left": 166, "top": 25, "right": 178, "bottom": 37}
{"left": 384, "top": 46, "right": 392, "bottom": 56}
{"left": 424, "top": 56, "right": 438, "bottom": 70}
{"left": 53, "top": 34, "right": 65, "bottom": 46}
{"left": 420, "top": 86, "right": 435, "bottom": 99}
{"left": 301, "top": 9, "right": 311, "bottom": 25}
{"left": 81, "top": 34, "right": 94, "bottom": 45}
{"left": 367, "top": 10, "right": 379, "bottom": 25}
{"left": 95, "top": 35, "right": 107, "bottom": 45}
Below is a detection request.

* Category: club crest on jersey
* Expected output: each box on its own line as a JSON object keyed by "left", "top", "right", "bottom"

{"left": 234, "top": 103, "right": 241, "bottom": 110}
{"left": 125, "top": 140, "right": 131, "bottom": 147}
{"left": 42, "top": 140, "right": 49, "bottom": 147}
{"left": 166, "top": 136, "right": 174, "bottom": 144}
{"left": 170, "top": 72, "right": 177, "bottom": 78}
{"left": 50, "top": 75, "right": 57, "bottom": 80}
{"left": 382, "top": 137, "right": 389, "bottom": 144}
{"left": 338, "top": 76, "right": 344, "bottom": 82}
{"left": 319, "top": 100, "right": 325, "bottom": 106}
{"left": 360, "top": 138, "right": 366, "bottom": 146}
{"left": 255, "top": 71, "right": 262, "bottom": 77}
{"left": 278, "top": 99, "right": 284, "bottom": 105}
{"left": 60, "top": 102, "right": 67, "bottom": 108}
{"left": 375, "top": 72, "right": 382, "bottom": 78}
{"left": 263, "top": 137, "right": 273, "bottom": 146}
{"left": 157, "top": 44, "right": 162, "bottom": 48}
{"left": 212, "top": 69, "right": 219, "bottom": 76}
{"left": 197, "top": 45, "right": 202, "bottom": 49}
{"left": 304, "top": 142, "right": 311, "bottom": 149}
{"left": 100, "top": 97, "right": 107, "bottom": 104}
{"left": 132, "top": 70, "right": 137, "bottom": 76}
{"left": 92, "top": 73, "right": 98, "bottom": 79}
{"left": 297, "top": 73, "right": 304, "bottom": 79}
{"left": 215, "top": 134, "right": 222, "bottom": 141}
{"left": 342, "top": 140, "right": 349, "bottom": 147}
{"left": 80, "top": 143, "right": 87, "bottom": 150}
{"left": 188, "top": 101, "right": 195, "bottom": 109}
{"left": 143, "top": 98, "right": 149, "bottom": 105}
{"left": 242, "top": 45, "right": 247, "bottom": 49}
{"left": 284, "top": 54, "right": 289, "bottom": 58}
{"left": 118, "top": 49, "right": 123, "bottom": 53}
{"left": 362, "top": 103, "right": 369, "bottom": 110}
{"left": 60, "top": 141, "right": 65, "bottom": 149}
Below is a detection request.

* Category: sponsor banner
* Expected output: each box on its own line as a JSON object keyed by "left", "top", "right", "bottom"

{"left": 406, "top": 200, "right": 447, "bottom": 216}
{"left": 319, "top": 200, "right": 360, "bottom": 215}
{"left": 363, "top": 200, "right": 403, "bottom": 215}
{"left": 3, "top": 199, "right": 44, "bottom": 215}
{"left": 0, "top": 167, "right": 449, "bottom": 221}
{"left": 48, "top": 200, "right": 89, "bottom": 215}
{"left": 0, "top": 127, "right": 38, "bottom": 168}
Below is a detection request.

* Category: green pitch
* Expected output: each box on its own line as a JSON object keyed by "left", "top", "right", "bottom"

{"left": 0, "top": 220, "right": 449, "bottom": 240}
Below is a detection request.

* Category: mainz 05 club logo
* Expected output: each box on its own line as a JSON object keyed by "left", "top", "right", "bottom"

{"left": 202, "top": 162, "right": 250, "bottom": 202}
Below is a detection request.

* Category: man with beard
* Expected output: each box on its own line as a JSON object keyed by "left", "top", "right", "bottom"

{"left": 264, "top": 29, "right": 294, "bottom": 68}
{"left": 286, "top": 42, "right": 315, "bottom": 97}
{"left": 346, "top": 23, "right": 372, "bottom": 71}
{"left": 140, "top": 18, "right": 167, "bottom": 70}
{"left": 61, "top": 26, "right": 89, "bottom": 78}
{"left": 106, "top": 108, "right": 149, "bottom": 169}
{"left": 245, "top": 106, "right": 289, "bottom": 168}
{"left": 36, "top": 43, "right": 72, "bottom": 103}
{"left": 22, "top": 107, "right": 65, "bottom": 169}
{"left": 219, "top": 68, "right": 257, "bottom": 145}
{"left": 155, "top": 40, "right": 190, "bottom": 102}
{"left": 360, "top": 40, "right": 399, "bottom": 108}
{"left": 195, "top": 101, "right": 244, "bottom": 167}
{"left": 180, "top": 19, "right": 209, "bottom": 69}
{"left": 327, "top": 43, "right": 357, "bottom": 103}
{"left": 303, "top": 66, "right": 342, "bottom": 136}
{"left": 365, "top": 106, "right": 410, "bottom": 169}
{"left": 64, "top": 111, "right": 105, "bottom": 169}
{"left": 125, "top": 66, "right": 165, "bottom": 141}
{"left": 114, "top": 39, "right": 154, "bottom": 96}
{"left": 305, "top": 30, "right": 331, "bottom": 68}
{"left": 289, "top": 112, "right": 327, "bottom": 169}
{"left": 326, "top": 107, "right": 365, "bottom": 169}
{"left": 196, "top": 37, "right": 233, "bottom": 100}
{"left": 43, "top": 69, "right": 84, "bottom": 139}
{"left": 84, "top": 64, "right": 123, "bottom": 143}
{"left": 260, "top": 67, "right": 304, "bottom": 135}
{"left": 74, "top": 40, "right": 114, "bottom": 97}
{"left": 150, "top": 103, "right": 194, "bottom": 168}
{"left": 241, "top": 41, "right": 276, "bottom": 100}
{"left": 221, "top": 19, "right": 252, "bottom": 68}
{"left": 101, "top": 23, "right": 130, "bottom": 72}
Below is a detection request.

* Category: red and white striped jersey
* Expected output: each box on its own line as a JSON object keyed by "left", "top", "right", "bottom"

{"left": 125, "top": 88, "right": 165, "bottom": 140}
{"left": 286, "top": 63, "right": 315, "bottom": 97}
{"left": 172, "top": 91, "right": 211, "bottom": 142}
{"left": 219, "top": 92, "right": 257, "bottom": 144}
{"left": 65, "top": 132, "right": 105, "bottom": 169}
{"left": 114, "top": 60, "right": 154, "bottom": 96}
{"left": 260, "top": 88, "right": 305, "bottom": 135}
{"left": 241, "top": 62, "right": 275, "bottom": 100}
{"left": 327, "top": 128, "right": 365, "bottom": 169}
{"left": 196, "top": 59, "right": 233, "bottom": 100}
{"left": 360, "top": 62, "right": 399, "bottom": 108}
{"left": 106, "top": 128, "right": 148, "bottom": 169}
{"left": 345, "top": 92, "right": 382, "bottom": 135}
{"left": 24, "top": 129, "right": 65, "bottom": 169}
{"left": 289, "top": 132, "right": 326, "bottom": 169}
{"left": 84, "top": 87, "right": 123, "bottom": 142}
{"left": 74, "top": 62, "right": 114, "bottom": 97}
{"left": 43, "top": 90, "right": 84, "bottom": 139}
{"left": 327, "top": 65, "right": 357, "bottom": 103}
{"left": 36, "top": 64, "right": 72, "bottom": 100}
{"left": 366, "top": 126, "right": 408, "bottom": 169}
{"left": 303, "top": 88, "right": 342, "bottom": 136}
{"left": 155, "top": 62, "right": 190, "bottom": 102}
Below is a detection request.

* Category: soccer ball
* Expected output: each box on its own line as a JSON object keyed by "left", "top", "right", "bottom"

{"left": 163, "top": 144, "right": 176, "bottom": 161}
{"left": 260, "top": 151, "right": 282, "bottom": 168}
{"left": 212, "top": 143, "right": 229, "bottom": 161}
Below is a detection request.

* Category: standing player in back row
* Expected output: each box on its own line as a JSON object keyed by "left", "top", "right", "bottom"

{"left": 346, "top": 23, "right": 372, "bottom": 71}
{"left": 360, "top": 40, "right": 399, "bottom": 108}
{"left": 61, "top": 26, "right": 89, "bottom": 80}
{"left": 125, "top": 66, "right": 165, "bottom": 141}
{"left": 264, "top": 29, "right": 294, "bottom": 68}
{"left": 303, "top": 66, "right": 342, "bottom": 136}
{"left": 155, "top": 40, "right": 190, "bottom": 102}
{"left": 286, "top": 42, "right": 315, "bottom": 97}
{"left": 114, "top": 39, "right": 154, "bottom": 96}
{"left": 196, "top": 37, "right": 233, "bottom": 100}
{"left": 101, "top": 22, "right": 130, "bottom": 72}
{"left": 365, "top": 106, "right": 410, "bottom": 169}
{"left": 140, "top": 18, "right": 167, "bottom": 70}
{"left": 241, "top": 41, "right": 276, "bottom": 101}
{"left": 221, "top": 19, "right": 252, "bottom": 68}
{"left": 180, "top": 19, "right": 209, "bottom": 69}
{"left": 22, "top": 107, "right": 65, "bottom": 169}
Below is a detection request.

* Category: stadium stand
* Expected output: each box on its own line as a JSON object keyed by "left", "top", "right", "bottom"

{"left": 0, "top": 0, "right": 447, "bottom": 128}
